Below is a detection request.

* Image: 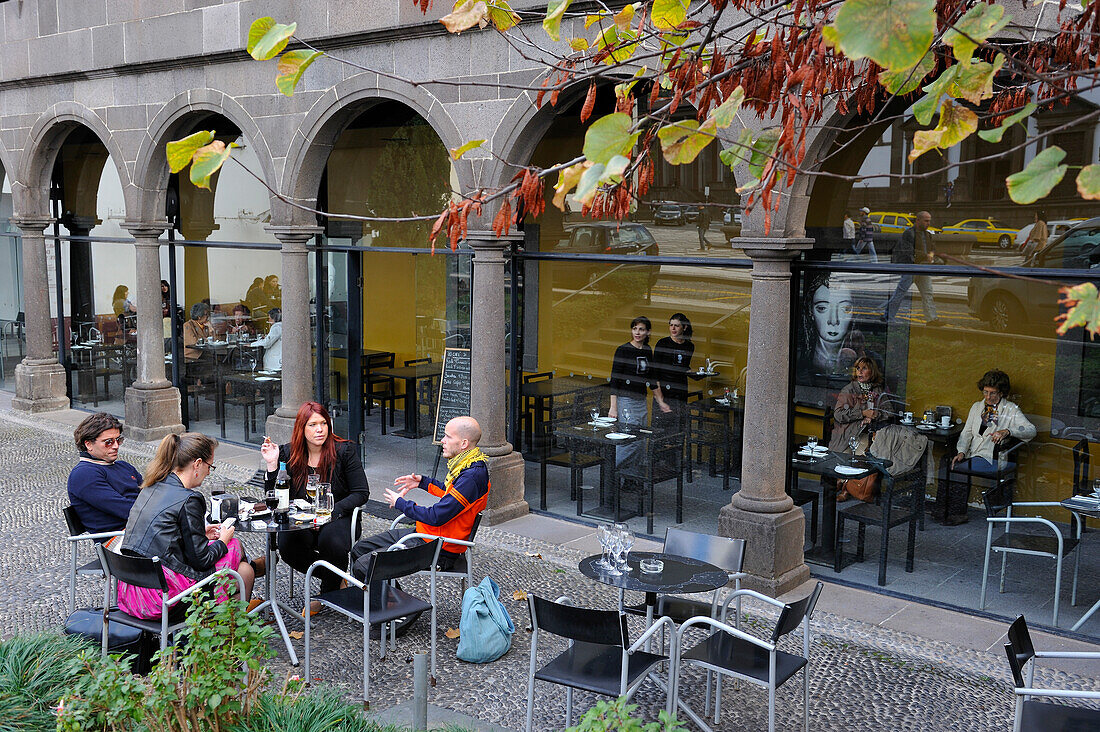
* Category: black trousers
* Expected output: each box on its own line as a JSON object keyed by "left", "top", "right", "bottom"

{"left": 350, "top": 528, "right": 418, "bottom": 581}
{"left": 277, "top": 514, "right": 355, "bottom": 593}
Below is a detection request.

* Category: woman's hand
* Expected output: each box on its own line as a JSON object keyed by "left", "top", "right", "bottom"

{"left": 608, "top": 406, "right": 618, "bottom": 419}
{"left": 657, "top": 400, "right": 672, "bottom": 414}
{"left": 950, "top": 452, "right": 966, "bottom": 467}
{"left": 861, "top": 409, "right": 875, "bottom": 420}
{"left": 990, "top": 429, "right": 1009, "bottom": 444}
{"left": 393, "top": 474, "right": 421, "bottom": 493}
{"left": 260, "top": 437, "right": 279, "bottom": 472}
{"left": 218, "top": 525, "right": 235, "bottom": 544}
{"left": 205, "top": 524, "right": 220, "bottom": 540}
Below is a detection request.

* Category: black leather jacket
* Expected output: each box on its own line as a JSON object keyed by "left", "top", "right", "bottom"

{"left": 121, "top": 473, "right": 227, "bottom": 581}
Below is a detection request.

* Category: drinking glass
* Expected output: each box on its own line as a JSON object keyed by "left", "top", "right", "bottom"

{"left": 590, "top": 407, "right": 600, "bottom": 428}
{"left": 306, "top": 474, "right": 320, "bottom": 505}
{"left": 848, "top": 436, "right": 859, "bottom": 456}
{"left": 316, "top": 483, "right": 334, "bottom": 520}
{"left": 264, "top": 489, "right": 278, "bottom": 513}
{"left": 596, "top": 524, "right": 613, "bottom": 569}
{"left": 617, "top": 525, "right": 635, "bottom": 569}
{"left": 621, "top": 407, "right": 631, "bottom": 428}
{"left": 604, "top": 531, "right": 623, "bottom": 576}
{"left": 1093, "top": 478, "right": 1100, "bottom": 497}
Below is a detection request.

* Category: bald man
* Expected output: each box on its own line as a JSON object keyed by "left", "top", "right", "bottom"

{"left": 350, "top": 416, "right": 491, "bottom": 578}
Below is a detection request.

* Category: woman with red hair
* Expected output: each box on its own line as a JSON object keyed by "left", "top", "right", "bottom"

{"left": 260, "top": 402, "right": 369, "bottom": 608}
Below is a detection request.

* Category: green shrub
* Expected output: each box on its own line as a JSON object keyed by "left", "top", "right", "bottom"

{"left": 228, "top": 685, "right": 399, "bottom": 732}
{"left": 565, "top": 696, "right": 687, "bottom": 732}
{"left": 0, "top": 633, "right": 92, "bottom": 732}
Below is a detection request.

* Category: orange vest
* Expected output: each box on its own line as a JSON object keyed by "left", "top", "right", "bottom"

{"left": 416, "top": 477, "right": 489, "bottom": 554}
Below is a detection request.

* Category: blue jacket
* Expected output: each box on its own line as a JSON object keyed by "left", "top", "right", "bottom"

{"left": 67, "top": 457, "right": 142, "bottom": 533}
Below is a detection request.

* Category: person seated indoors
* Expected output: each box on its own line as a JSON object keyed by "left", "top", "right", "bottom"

{"left": 350, "top": 416, "right": 489, "bottom": 582}
{"left": 67, "top": 413, "right": 142, "bottom": 535}
{"left": 940, "top": 369, "right": 1037, "bottom": 525}
{"left": 182, "top": 302, "right": 213, "bottom": 363}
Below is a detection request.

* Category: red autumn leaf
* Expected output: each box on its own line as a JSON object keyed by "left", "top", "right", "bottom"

{"left": 580, "top": 82, "right": 597, "bottom": 123}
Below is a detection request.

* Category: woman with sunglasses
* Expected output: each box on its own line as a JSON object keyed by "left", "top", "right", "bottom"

{"left": 116, "top": 433, "right": 256, "bottom": 618}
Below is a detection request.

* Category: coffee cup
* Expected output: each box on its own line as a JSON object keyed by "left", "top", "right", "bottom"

{"left": 940, "top": 415, "right": 951, "bottom": 428}
{"left": 903, "top": 411, "right": 914, "bottom": 423}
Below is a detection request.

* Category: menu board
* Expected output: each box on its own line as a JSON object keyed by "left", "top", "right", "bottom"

{"left": 433, "top": 348, "right": 471, "bottom": 444}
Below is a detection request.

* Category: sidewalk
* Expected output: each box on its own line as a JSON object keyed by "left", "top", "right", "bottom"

{"left": 2, "top": 393, "right": 1097, "bottom": 729}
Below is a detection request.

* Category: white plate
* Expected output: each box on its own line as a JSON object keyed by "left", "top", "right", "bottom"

{"left": 835, "top": 465, "right": 867, "bottom": 476}
{"left": 255, "top": 376, "right": 277, "bottom": 381}
{"left": 291, "top": 511, "right": 316, "bottom": 521}
{"left": 716, "top": 399, "right": 731, "bottom": 406}
{"left": 605, "top": 432, "right": 635, "bottom": 440}
{"left": 799, "top": 446, "right": 827, "bottom": 455}
{"left": 916, "top": 424, "right": 936, "bottom": 431}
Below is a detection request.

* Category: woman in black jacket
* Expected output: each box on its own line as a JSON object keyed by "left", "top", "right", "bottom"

{"left": 260, "top": 401, "right": 370, "bottom": 609}
{"left": 118, "top": 433, "right": 255, "bottom": 619}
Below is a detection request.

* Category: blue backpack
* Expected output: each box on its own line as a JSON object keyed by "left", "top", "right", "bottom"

{"left": 456, "top": 576, "right": 515, "bottom": 663}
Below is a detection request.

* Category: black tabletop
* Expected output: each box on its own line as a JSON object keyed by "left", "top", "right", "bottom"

{"left": 520, "top": 376, "right": 598, "bottom": 399}
{"left": 907, "top": 422, "right": 962, "bottom": 443}
{"left": 374, "top": 363, "right": 443, "bottom": 380}
{"left": 233, "top": 514, "right": 317, "bottom": 535}
{"left": 579, "top": 552, "right": 728, "bottom": 594}
{"left": 556, "top": 423, "right": 681, "bottom": 448}
{"left": 790, "top": 448, "right": 887, "bottom": 479}
{"left": 1061, "top": 496, "right": 1100, "bottom": 519}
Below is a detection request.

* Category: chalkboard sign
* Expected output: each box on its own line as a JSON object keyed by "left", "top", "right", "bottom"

{"left": 433, "top": 348, "right": 471, "bottom": 444}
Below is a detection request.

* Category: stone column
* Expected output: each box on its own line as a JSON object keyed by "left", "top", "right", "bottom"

{"left": 467, "top": 232, "right": 528, "bottom": 524}
{"left": 122, "top": 222, "right": 183, "bottom": 441}
{"left": 264, "top": 226, "right": 321, "bottom": 443}
{"left": 11, "top": 216, "right": 69, "bottom": 413}
{"left": 719, "top": 237, "right": 813, "bottom": 595}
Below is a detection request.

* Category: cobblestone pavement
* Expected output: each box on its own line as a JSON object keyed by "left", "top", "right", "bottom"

{"left": 1, "top": 411, "right": 1097, "bottom": 731}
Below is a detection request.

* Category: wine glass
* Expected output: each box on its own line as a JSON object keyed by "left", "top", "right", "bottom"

{"left": 617, "top": 525, "right": 635, "bottom": 570}
{"left": 621, "top": 407, "right": 631, "bottom": 429}
{"left": 806, "top": 435, "right": 819, "bottom": 462}
{"left": 590, "top": 407, "right": 600, "bottom": 428}
{"left": 264, "top": 489, "right": 278, "bottom": 513}
{"left": 848, "top": 435, "right": 859, "bottom": 456}
{"left": 596, "top": 524, "right": 613, "bottom": 569}
{"left": 604, "top": 531, "right": 623, "bottom": 576}
{"left": 306, "top": 474, "right": 320, "bottom": 506}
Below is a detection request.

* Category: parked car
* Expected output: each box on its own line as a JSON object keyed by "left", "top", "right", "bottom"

{"left": 968, "top": 217, "right": 1100, "bottom": 332}
{"left": 867, "top": 211, "right": 941, "bottom": 236}
{"left": 653, "top": 204, "right": 684, "bottom": 226}
{"left": 683, "top": 206, "right": 700, "bottom": 225}
{"left": 940, "top": 218, "right": 1020, "bottom": 249}
{"left": 553, "top": 222, "right": 661, "bottom": 289}
{"left": 1014, "top": 218, "right": 1087, "bottom": 249}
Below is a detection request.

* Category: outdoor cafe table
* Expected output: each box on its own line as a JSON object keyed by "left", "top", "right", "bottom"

{"left": 372, "top": 362, "right": 443, "bottom": 438}
{"left": 791, "top": 448, "right": 890, "bottom": 567}
{"left": 579, "top": 551, "right": 728, "bottom": 651}
{"left": 1061, "top": 495, "right": 1100, "bottom": 631}
{"left": 233, "top": 510, "right": 318, "bottom": 665}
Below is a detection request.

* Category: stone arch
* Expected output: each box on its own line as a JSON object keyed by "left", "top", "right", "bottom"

{"left": 280, "top": 73, "right": 468, "bottom": 227}
{"left": 15, "top": 102, "right": 132, "bottom": 219}
{"left": 134, "top": 89, "right": 279, "bottom": 223}
{"left": 0, "top": 136, "right": 14, "bottom": 188}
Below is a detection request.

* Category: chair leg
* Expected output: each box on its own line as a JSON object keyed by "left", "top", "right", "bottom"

{"left": 1053, "top": 556, "right": 1063, "bottom": 627}
{"left": 1072, "top": 543, "right": 1081, "bottom": 606}
{"left": 878, "top": 522, "right": 889, "bottom": 586}
{"left": 979, "top": 524, "right": 993, "bottom": 610}
{"left": 999, "top": 546, "right": 1008, "bottom": 593}
{"left": 565, "top": 687, "right": 573, "bottom": 729}
{"left": 906, "top": 517, "right": 917, "bottom": 573}
{"left": 810, "top": 496, "right": 819, "bottom": 546}
{"left": 363, "top": 611, "right": 371, "bottom": 706}
{"left": 69, "top": 544, "right": 78, "bottom": 617}
{"left": 834, "top": 515, "right": 845, "bottom": 574}
{"left": 856, "top": 525, "right": 866, "bottom": 561}
{"left": 540, "top": 459, "right": 547, "bottom": 511}
{"left": 768, "top": 682, "right": 776, "bottom": 732}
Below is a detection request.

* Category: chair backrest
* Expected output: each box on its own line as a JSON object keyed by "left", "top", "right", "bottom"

{"left": 663, "top": 528, "right": 746, "bottom": 576}
{"left": 771, "top": 581, "right": 824, "bottom": 643}
{"left": 363, "top": 539, "right": 441, "bottom": 584}
{"left": 63, "top": 505, "right": 87, "bottom": 537}
{"left": 404, "top": 357, "right": 432, "bottom": 367}
{"left": 467, "top": 513, "right": 484, "bottom": 543}
{"left": 982, "top": 481, "right": 1015, "bottom": 518}
{"left": 992, "top": 435, "right": 1023, "bottom": 461}
{"left": 366, "top": 351, "right": 395, "bottom": 370}
{"left": 101, "top": 548, "right": 169, "bottom": 592}
{"left": 528, "top": 595, "right": 628, "bottom": 648}
{"left": 523, "top": 371, "right": 553, "bottom": 385}
{"left": 1004, "top": 616, "right": 1035, "bottom": 689}
{"left": 1072, "top": 438, "right": 1091, "bottom": 495}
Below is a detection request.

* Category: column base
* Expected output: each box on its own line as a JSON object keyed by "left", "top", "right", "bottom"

{"left": 265, "top": 410, "right": 296, "bottom": 445}
{"left": 12, "top": 360, "right": 69, "bottom": 413}
{"left": 124, "top": 385, "right": 184, "bottom": 443}
{"left": 718, "top": 502, "right": 810, "bottom": 596}
{"left": 480, "top": 449, "right": 529, "bottom": 525}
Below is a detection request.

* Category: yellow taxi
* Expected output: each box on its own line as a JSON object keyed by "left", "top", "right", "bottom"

{"left": 867, "top": 211, "right": 918, "bottom": 234}
{"left": 939, "top": 218, "right": 1020, "bottom": 249}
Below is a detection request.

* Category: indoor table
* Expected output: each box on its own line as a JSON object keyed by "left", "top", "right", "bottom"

{"left": 372, "top": 362, "right": 443, "bottom": 438}
{"left": 1062, "top": 495, "right": 1100, "bottom": 631}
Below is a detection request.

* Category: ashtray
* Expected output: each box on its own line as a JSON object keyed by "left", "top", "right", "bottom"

{"left": 639, "top": 558, "right": 664, "bottom": 574}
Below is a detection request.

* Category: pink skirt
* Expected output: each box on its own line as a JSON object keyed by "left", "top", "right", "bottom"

{"left": 117, "top": 538, "right": 246, "bottom": 620}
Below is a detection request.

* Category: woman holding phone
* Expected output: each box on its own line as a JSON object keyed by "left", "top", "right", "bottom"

{"left": 116, "top": 433, "right": 255, "bottom": 618}
{"left": 260, "top": 401, "right": 370, "bottom": 613}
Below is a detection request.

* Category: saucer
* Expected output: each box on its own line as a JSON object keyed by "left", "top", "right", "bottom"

{"left": 916, "top": 424, "right": 936, "bottom": 431}
{"left": 900, "top": 419, "right": 914, "bottom": 425}
{"left": 605, "top": 433, "right": 635, "bottom": 440}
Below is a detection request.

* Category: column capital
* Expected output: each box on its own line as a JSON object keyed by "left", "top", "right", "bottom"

{"left": 464, "top": 230, "right": 522, "bottom": 249}
{"left": 736, "top": 237, "right": 814, "bottom": 260}
{"left": 10, "top": 217, "right": 55, "bottom": 234}
{"left": 266, "top": 225, "right": 323, "bottom": 248}
{"left": 122, "top": 221, "right": 172, "bottom": 241}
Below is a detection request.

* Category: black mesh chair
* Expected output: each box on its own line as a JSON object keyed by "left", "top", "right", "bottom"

{"left": 95, "top": 544, "right": 245, "bottom": 656}
{"left": 538, "top": 389, "right": 603, "bottom": 511}
{"left": 404, "top": 357, "right": 437, "bottom": 427}
{"left": 524, "top": 594, "right": 673, "bottom": 732}
{"left": 362, "top": 351, "right": 396, "bottom": 432}
{"left": 941, "top": 436, "right": 1026, "bottom": 524}
{"left": 979, "top": 482, "right": 1082, "bottom": 627}
{"left": 835, "top": 449, "right": 928, "bottom": 586}
{"left": 303, "top": 539, "right": 441, "bottom": 707}
{"left": 520, "top": 371, "right": 553, "bottom": 453}
{"left": 63, "top": 506, "right": 124, "bottom": 616}
{"left": 616, "top": 430, "right": 685, "bottom": 533}
{"left": 686, "top": 398, "right": 734, "bottom": 491}
{"left": 1004, "top": 615, "right": 1100, "bottom": 731}
{"left": 670, "top": 582, "right": 824, "bottom": 732}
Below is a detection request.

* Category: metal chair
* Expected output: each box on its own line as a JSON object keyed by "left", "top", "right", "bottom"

{"left": 1004, "top": 615, "right": 1100, "bottom": 732}
{"left": 686, "top": 397, "right": 735, "bottom": 491}
{"left": 388, "top": 511, "right": 482, "bottom": 593}
{"left": 670, "top": 582, "right": 824, "bottom": 732}
{"left": 404, "top": 357, "right": 436, "bottom": 427}
{"left": 520, "top": 371, "right": 553, "bottom": 453}
{"left": 979, "top": 481, "right": 1082, "bottom": 627}
{"left": 95, "top": 544, "right": 245, "bottom": 656}
{"left": 941, "top": 436, "right": 1026, "bottom": 523}
{"left": 834, "top": 449, "right": 928, "bottom": 586}
{"left": 362, "top": 351, "right": 396, "bottom": 431}
{"left": 539, "top": 389, "right": 603, "bottom": 511}
{"left": 616, "top": 430, "right": 684, "bottom": 533}
{"left": 63, "top": 506, "right": 124, "bottom": 616}
{"left": 524, "top": 594, "right": 674, "bottom": 732}
{"left": 303, "top": 538, "right": 442, "bottom": 707}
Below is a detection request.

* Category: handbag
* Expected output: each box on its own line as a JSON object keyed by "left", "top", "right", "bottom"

{"left": 838, "top": 473, "right": 879, "bottom": 503}
{"left": 65, "top": 608, "right": 154, "bottom": 674}
{"left": 456, "top": 576, "right": 515, "bottom": 664}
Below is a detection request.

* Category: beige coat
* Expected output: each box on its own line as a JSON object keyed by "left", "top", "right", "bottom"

{"left": 956, "top": 399, "right": 1036, "bottom": 464}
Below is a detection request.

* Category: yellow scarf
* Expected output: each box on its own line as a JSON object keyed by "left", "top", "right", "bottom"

{"left": 445, "top": 446, "right": 487, "bottom": 490}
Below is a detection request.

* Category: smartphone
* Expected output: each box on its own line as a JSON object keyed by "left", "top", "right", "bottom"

{"left": 221, "top": 517, "right": 237, "bottom": 529}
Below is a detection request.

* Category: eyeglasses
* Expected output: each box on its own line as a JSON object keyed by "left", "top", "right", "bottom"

{"left": 99, "top": 436, "right": 124, "bottom": 447}
{"left": 203, "top": 460, "right": 217, "bottom": 472}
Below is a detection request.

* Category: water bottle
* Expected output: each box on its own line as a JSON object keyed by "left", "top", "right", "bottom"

{"left": 275, "top": 462, "right": 291, "bottom": 510}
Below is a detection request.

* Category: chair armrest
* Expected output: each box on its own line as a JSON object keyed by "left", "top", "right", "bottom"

{"left": 1014, "top": 688, "right": 1100, "bottom": 701}
{"left": 675, "top": 615, "right": 773, "bottom": 653}
{"left": 627, "top": 616, "right": 676, "bottom": 654}
{"left": 304, "top": 559, "right": 365, "bottom": 591}
{"left": 389, "top": 532, "right": 475, "bottom": 552}
{"left": 1013, "top": 502, "right": 1069, "bottom": 508}
{"left": 351, "top": 506, "right": 362, "bottom": 545}
{"left": 166, "top": 568, "right": 245, "bottom": 607}
{"left": 388, "top": 513, "right": 416, "bottom": 530}
{"left": 719, "top": 588, "right": 784, "bottom": 620}
{"left": 1034, "top": 650, "right": 1100, "bottom": 660}
{"left": 68, "top": 529, "right": 125, "bottom": 543}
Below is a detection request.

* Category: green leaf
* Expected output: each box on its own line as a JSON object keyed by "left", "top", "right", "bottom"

{"left": 950, "top": 54, "right": 1004, "bottom": 105}
{"left": 189, "top": 140, "right": 237, "bottom": 190}
{"left": 553, "top": 161, "right": 589, "bottom": 209}
{"left": 878, "top": 54, "right": 935, "bottom": 95}
{"left": 487, "top": 1, "right": 521, "bottom": 31}
{"left": 652, "top": 0, "right": 689, "bottom": 30}
{"left": 247, "top": 17, "right": 296, "bottom": 61}
{"left": 822, "top": 0, "right": 936, "bottom": 71}
{"left": 572, "top": 162, "right": 606, "bottom": 207}
{"left": 450, "top": 139, "right": 487, "bottom": 160}
{"left": 747, "top": 128, "right": 781, "bottom": 181}
{"left": 909, "top": 99, "right": 978, "bottom": 161}
{"left": 912, "top": 66, "right": 959, "bottom": 126}
{"left": 615, "top": 66, "right": 647, "bottom": 99}
{"left": 943, "top": 3, "right": 1009, "bottom": 62}
{"left": 544, "top": 0, "right": 573, "bottom": 42}
{"left": 166, "top": 130, "right": 215, "bottom": 174}
{"left": 1057, "top": 282, "right": 1100, "bottom": 338}
{"left": 582, "top": 113, "right": 639, "bottom": 165}
{"left": 440, "top": 1, "right": 489, "bottom": 33}
{"left": 708, "top": 86, "right": 745, "bottom": 129}
{"left": 1077, "top": 165, "right": 1100, "bottom": 200}
{"left": 275, "top": 49, "right": 323, "bottom": 97}
{"left": 720, "top": 129, "right": 755, "bottom": 170}
{"left": 977, "top": 102, "right": 1037, "bottom": 143}
{"left": 1006, "top": 146, "right": 1067, "bottom": 204}
{"left": 658, "top": 120, "right": 713, "bottom": 165}
{"left": 602, "top": 154, "right": 630, "bottom": 184}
